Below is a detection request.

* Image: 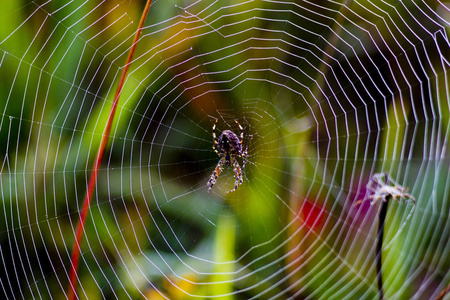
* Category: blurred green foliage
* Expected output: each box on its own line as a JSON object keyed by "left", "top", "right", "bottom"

{"left": 0, "top": 0, "right": 448, "bottom": 299}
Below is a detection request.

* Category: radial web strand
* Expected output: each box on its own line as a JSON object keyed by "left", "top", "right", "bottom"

{"left": 0, "top": 1, "right": 449, "bottom": 299}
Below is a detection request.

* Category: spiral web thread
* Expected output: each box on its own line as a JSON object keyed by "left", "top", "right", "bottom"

{"left": 0, "top": 0, "right": 449, "bottom": 299}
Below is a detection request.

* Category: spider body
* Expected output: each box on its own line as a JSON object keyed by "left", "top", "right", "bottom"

{"left": 207, "top": 120, "right": 247, "bottom": 193}
{"left": 216, "top": 130, "right": 241, "bottom": 161}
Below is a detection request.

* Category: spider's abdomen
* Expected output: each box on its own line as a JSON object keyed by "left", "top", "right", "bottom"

{"left": 220, "top": 134, "right": 230, "bottom": 151}
{"left": 219, "top": 130, "right": 241, "bottom": 154}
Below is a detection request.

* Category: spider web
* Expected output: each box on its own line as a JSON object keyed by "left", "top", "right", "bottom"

{"left": 0, "top": 0, "right": 449, "bottom": 299}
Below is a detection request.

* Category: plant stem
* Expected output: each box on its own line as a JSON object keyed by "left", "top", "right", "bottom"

{"left": 66, "top": 1, "right": 152, "bottom": 299}
{"left": 435, "top": 283, "right": 450, "bottom": 300}
{"left": 376, "top": 195, "right": 391, "bottom": 300}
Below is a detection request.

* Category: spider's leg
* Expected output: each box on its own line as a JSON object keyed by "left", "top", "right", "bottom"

{"left": 226, "top": 158, "right": 243, "bottom": 194}
{"left": 207, "top": 157, "right": 225, "bottom": 192}
{"left": 213, "top": 144, "right": 220, "bottom": 156}
{"left": 212, "top": 119, "right": 220, "bottom": 156}
{"left": 235, "top": 120, "right": 244, "bottom": 145}
{"left": 235, "top": 120, "right": 247, "bottom": 166}
{"left": 241, "top": 146, "right": 248, "bottom": 168}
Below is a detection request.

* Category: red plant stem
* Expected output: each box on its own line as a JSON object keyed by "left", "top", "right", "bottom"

{"left": 67, "top": 1, "right": 152, "bottom": 299}
{"left": 435, "top": 284, "right": 450, "bottom": 300}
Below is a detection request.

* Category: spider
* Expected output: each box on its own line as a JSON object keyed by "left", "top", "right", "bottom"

{"left": 207, "top": 119, "right": 247, "bottom": 193}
